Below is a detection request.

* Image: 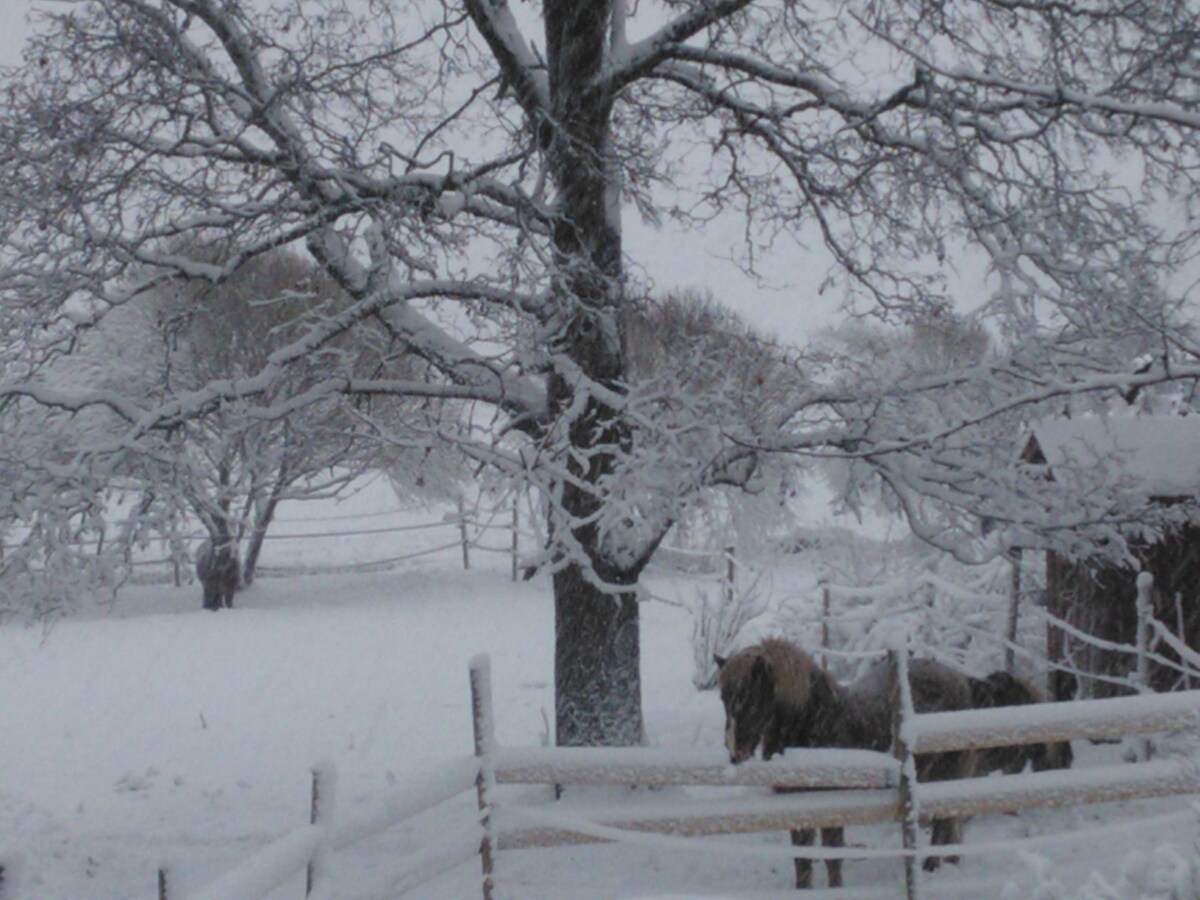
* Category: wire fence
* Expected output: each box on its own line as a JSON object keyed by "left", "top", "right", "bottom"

{"left": 102, "top": 503, "right": 541, "bottom": 584}
{"left": 666, "top": 540, "right": 1200, "bottom": 713}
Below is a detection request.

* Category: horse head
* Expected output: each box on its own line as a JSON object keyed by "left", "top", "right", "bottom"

{"left": 716, "top": 649, "right": 777, "bottom": 763}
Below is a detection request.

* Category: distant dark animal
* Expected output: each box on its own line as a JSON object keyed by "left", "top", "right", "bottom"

{"left": 196, "top": 538, "right": 240, "bottom": 611}
{"left": 968, "top": 671, "right": 1073, "bottom": 775}
{"left": 716, "top": 638, "right": 976, "bottom": 889}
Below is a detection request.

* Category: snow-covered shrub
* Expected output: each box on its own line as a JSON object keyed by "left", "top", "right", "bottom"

{"left": 690, "top": 566, "right": 769, "bottom": 690}
{"left": 1002, "top": 842, "right": 1200, "bottom": 900}
{"left": 1000, "top": 851, "right": 1067, "bottom": 900}
{"left": 779, "top": 535, "right": 1025, "bottom": 681}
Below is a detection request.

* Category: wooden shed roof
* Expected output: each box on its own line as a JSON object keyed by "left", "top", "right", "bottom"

{"left": 1025, "top": 415, "right": 1200, "bottom": 499}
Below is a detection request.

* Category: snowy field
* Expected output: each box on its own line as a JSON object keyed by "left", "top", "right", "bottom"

{"left": 1, "top": 484, "right": 1199, "bottom": 899}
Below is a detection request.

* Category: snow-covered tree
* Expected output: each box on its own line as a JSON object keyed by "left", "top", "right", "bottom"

{"left": 624, "top": 288, "right": 806, "bottom": 555}
{"left": 4, "top": 0, "right": 1200, "bottom": 745}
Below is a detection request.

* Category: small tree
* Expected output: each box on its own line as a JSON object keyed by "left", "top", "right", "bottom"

{"left": 63, "top": 244, "right": 446, "bottom": 603}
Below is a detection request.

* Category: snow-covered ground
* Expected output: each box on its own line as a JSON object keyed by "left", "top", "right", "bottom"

{"left": 2, "top": 485, "right": 1198, "bottom": 899}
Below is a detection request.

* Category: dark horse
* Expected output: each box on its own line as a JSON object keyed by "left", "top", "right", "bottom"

{"left": 968, "top": 670, "right": 1073, "bottom": 775}
{"left": 196, "top": 538, "right": 240, "bottom": 611}
{"left": 716, "top": 638, "right": 975, "bottom": 889}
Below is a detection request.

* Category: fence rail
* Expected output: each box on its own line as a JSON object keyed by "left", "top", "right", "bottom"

{"left": 114, "top": 505, "right": 537, "bottom": 585}
{"left": 165, "top": 656, "right": 1200, "bottom": 900}
{"left": 475, "top": 655, "right": 1200, "bottom": 900}
{"left": 913, "top": 687, "right": 1200, "bottom": 754}
{"left": 493, "top": 745, "right": 897, "bottom": 789}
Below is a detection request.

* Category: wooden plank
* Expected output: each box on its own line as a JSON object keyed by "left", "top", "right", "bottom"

{"left": 920, "top": 758, "right": 1200, "bottom": 820}
{"left": 493, "top": 746, "right": 898, "bottom": 790}
{"left": 495, "top": 789, "right": 901, "bottom": 850}
{"left": 912, "top": 688, "right": 1200, "bottom": 754}
{"left": 495, "top": 759, "right": 1200, "bottom": 851}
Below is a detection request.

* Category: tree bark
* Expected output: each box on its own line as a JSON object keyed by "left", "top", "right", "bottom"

{"left": 553, "top": 562, "right": 644, "bottom": 747}
{"left": 240, "top": 493, "right": 279, "bottom": 588}
{"left": 542, "top": 0, "right": 646, "bottom": 747}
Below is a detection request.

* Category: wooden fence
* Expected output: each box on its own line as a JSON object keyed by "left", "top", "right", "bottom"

{"left": 160, "top": 653, "right": 1200, "bottom": 900}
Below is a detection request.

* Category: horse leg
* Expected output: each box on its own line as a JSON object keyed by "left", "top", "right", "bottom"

{"left": 790, "top": 828, "right": 815, "bottom": 889}
{"left": 923, "top": 817, "right": 961, "bottom": 872}
{"left": 820, "top": 826, "right": 844, "bottom": 887}
{"left": 202, "top": 580, "right": 219, "bottom": 611}
{"left": 943, "top": 817, "right": 962, "bottom": 865}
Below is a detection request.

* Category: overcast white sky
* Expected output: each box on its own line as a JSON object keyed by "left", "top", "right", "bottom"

{"left": 0, "top": 1, "right": 885, "bottom": 347}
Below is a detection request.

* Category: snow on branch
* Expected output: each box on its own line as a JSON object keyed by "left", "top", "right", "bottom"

{"left": 464, "top": 0, "right": 551, "bottom": 124}
{"left": 604, "top": 0, "right": 758, "bottom": 89}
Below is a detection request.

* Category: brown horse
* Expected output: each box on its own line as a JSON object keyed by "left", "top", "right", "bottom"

{"left": 716, "top": 638, "right": 975, "bottom": 889}
{"left": 196, "top": 538, "right": 240, "bottom": 611}
{"left": 968, "top": 671, "right": 1073, "bottom": 775}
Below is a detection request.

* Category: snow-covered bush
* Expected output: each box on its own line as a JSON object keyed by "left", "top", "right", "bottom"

{"left": 690, "top": 565, "right": 770, "bottom": 690}
{"left": 1002, "top": 842, "right": 1200, "bottom": 900}
{"left": 778, "top": 534, "right": 1029, "bottom": 681}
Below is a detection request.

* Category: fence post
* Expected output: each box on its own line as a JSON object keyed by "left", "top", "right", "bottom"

{"left": 722, "top": 545, "right": 736, "bottom": 605}
{"left": 1005, "top": 548, "right": 1022, "bottom": 672}
{"left": 889, "top": 646, "right": 921, "bottom": 900}
{"left": 511, "top": 500, "right": 519, "bottom": 583}
{"left": 1176, "top": 591, "right": 1193, "bottom": 690}
{"left": 820, "top": 580, "right": 832, "bottom": 671}
{"left": 458, "top": 498, "right": 471, "bottom": 571}
{"left": 1134, "top": 572, "right": 1155, "bottom": 761}
{"left": 470, "top": 655, "right": 497, "bottom": 900}
{"left": 306, "top": 763, "right": 337, "bottom": 897}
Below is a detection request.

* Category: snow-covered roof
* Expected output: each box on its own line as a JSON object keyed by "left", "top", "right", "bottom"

{"left": 1028, "top": 415, "right": 1200, "bottom": 498}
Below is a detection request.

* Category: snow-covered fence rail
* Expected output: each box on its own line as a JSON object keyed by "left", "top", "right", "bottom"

{"left": 913, "top": 685, "right": 1200, "bottom": 755}
{"left": 171, "top": 756, "right": 482, "bottom": 900}
{"left": 492, "top": 745, "right": 897, "bottom": 789}
{"left": 492, "top": 757, "right": 1200, "bottom": 856}
{"left": 183, "top": 824, "right": 327, "bottom": 900}
{"left": 162, "top": 766, "right": 339, "bottom": 900}
{"left": 178, "top": 659, "right": 1200, "bottom": 899}
{"left": 469, "top": 655, "right": 1200, "bottom": 900}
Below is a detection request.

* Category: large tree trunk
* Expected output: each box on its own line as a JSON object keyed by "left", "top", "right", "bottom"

{"left": 554, "top": 563, "right": 644, "bottom": 747}
{"left": 543, "top": 0, "right": 646, "bottom": 747}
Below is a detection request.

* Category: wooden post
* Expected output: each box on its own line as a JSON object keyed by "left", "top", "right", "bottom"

{"left": 889, "top": 647, "right": 921, "bottom": 900}
{"left": 1134, "top": 572, "right": 1155, "bottom": 761}
{"left": 306, "top": 764, "right": 337, "bottom": 897}
{"left": 722, "top": 545, "right": 736, "bottom": 605}
{"left": 458, "top": 498, "right": 471, "bottom": 571}
{"left": 511, "top": 500, "right": 519, "bottom": 583}
{"left": 157, "top": 867, "right": 169, "bottom": 900}
{"left": 1176, "top": 591, "right": 1193, "bottom": 690}
{"left": 1005, "top": 548, "right": 1022, "bottom": 672}
{"left": 820, "top": 580, "right": 832, "bottom": 671}
{"left": 470, "top": 655, "right": 497, "bottom": 900}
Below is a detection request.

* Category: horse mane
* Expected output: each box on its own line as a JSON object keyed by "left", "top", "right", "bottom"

{"left": 720, "top": 637, "right": 818, "bottom": 712}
